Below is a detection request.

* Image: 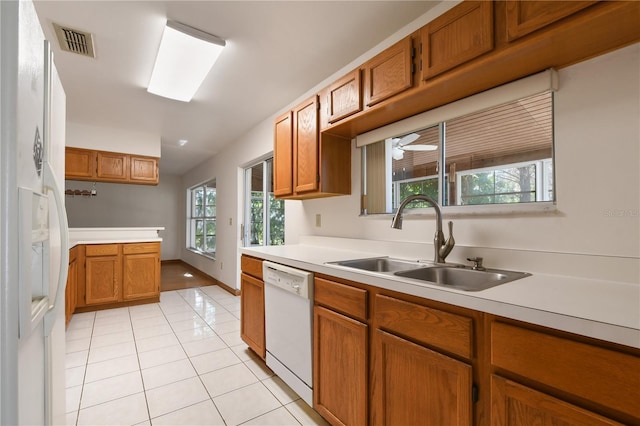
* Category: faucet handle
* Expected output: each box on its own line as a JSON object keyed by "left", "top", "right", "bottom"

{"left": 466, "top": 257, "right": 485, "bottom": 271}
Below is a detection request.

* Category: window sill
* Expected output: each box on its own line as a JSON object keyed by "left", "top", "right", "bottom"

{"left": 187, "top": 248, "right": 216, "bottom": 260}
{"left": 361, "top": 201, "right": 558, "bottom": 218}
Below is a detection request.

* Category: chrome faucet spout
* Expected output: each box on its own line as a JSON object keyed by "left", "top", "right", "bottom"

{"left": 391, "top": 194, "right": 454, "bottom": 263}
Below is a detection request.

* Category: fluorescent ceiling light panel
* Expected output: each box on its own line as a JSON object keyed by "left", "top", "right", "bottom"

{"left": 147, "top": 20, "right": 225, "bottom": 102}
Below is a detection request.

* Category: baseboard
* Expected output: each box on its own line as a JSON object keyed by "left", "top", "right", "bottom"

{"left": 164, "top": 259, "right": 240, "bottom": 296}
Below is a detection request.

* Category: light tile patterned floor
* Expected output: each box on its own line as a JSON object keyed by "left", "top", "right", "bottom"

{"left": 65, "top": 286, "right": 329, "bottom": 426}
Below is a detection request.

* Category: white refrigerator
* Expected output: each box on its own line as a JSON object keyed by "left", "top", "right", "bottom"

{"left": 1, "top": 1, "right": 69, "bottom": 425}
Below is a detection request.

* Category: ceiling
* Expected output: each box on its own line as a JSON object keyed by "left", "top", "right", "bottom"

{"left": 33, "top": 1, "right": 439, "bottom": 176}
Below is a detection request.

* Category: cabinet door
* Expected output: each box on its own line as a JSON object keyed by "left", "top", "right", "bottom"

{"left": 505, "top": 1, "right": 598, "bottom": 42}
{"left": 365, "top": 37, "right": 413, "bottom": 107}
{"left": 371, "top": 329, "right": 472, "bottom": 426}
{"left": 293, "top": 96, "right": 319, "bottom": 193}
{"left": 491, "top": 375, "right": 621, "bottom": 426}
{"left": 122, "top": 252, "right": 159, "bottom": 301}
{"left": 97, "top": 151, "right": 128, "bottom": 181}
{"left": 422, "top": 1, "right": 493, "bottom": 80}
{"left": 129, "top": 155, "right": 158, "bottom": 184}
{"left": 314, "top": 305, "right": 368, "bottom": 426}
{"left": 274, "top": 111, "right": 294, "bottom": 197}
{"left": 240, "top": 273, "right": 265, "bottom": 358}
{"left": 327, "top": 69, "right": 362, "bottom": 124}
{"left": 85, "top": 255, "right": 121, "bottom": 305}
{"left": 65, "top": 254, "right": 77, "bottom": 326}
{"left": 65, "top": 147, "right": 96, "bottom": 179}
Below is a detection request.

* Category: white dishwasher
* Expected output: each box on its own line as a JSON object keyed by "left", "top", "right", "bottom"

{"left": 262, "top": 261, "right": 314, "bottom": 406}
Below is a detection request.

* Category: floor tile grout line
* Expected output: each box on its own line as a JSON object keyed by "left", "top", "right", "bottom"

{"left": 67, "top": 286, "right": 303, "bottom": 426}
{"left": 128, "top": 305, "right": 154, "bottom": 425}
{"left": 171, "top": 288, "right": 231, "bottom": 425}
{"left": 70, "top": 311, "right": 96, "bottom": 426}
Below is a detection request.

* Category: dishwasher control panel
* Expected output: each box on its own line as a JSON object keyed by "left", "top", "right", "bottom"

{"left": 263, "top": 261, "right": 313, "bottom": 299}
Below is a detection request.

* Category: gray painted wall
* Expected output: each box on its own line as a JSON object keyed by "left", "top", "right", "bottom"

{"left": 64, "top": 174, "right": 182, "bottom": 260}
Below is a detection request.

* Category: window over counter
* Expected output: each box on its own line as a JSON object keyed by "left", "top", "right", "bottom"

{"left": 243, "top": 158, "right": 285, "bottom": 247}
{"left": 188, "top": 179, "right": 216, "bottom": 258}
{"left": 359, "top": 70, "right": 556, "bottom": 215}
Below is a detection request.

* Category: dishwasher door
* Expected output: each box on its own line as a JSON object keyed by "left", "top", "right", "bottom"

{"left": 262, "top": 261, "right": 313, "bottom": 406}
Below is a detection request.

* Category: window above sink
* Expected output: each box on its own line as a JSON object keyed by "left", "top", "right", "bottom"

{"left": 358, "top": 70, "right": 557, "bottom": 215}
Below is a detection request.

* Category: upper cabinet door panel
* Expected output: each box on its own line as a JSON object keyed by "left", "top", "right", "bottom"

{"left": 97, "top": 151, "right": 128, "bottom": 181}
{"left": 129, "top": 156, "right": 158, "bottom": 184}
{"left": 505, "top": 1, "right": 598, "bottom": 42}
{"left": 274, "top": 111, "right": 294, "bottom": 197}
{"left": 365, "top": 37, "right": 413, "bottom": 107}
{"left": 65, "top": 148, "right": 96, "bottom": 179}
{"left": 327, "top": 69, "right": 362, "bottom": 124}
{"left": 294, "top": 96, "right": 319, "bottom": 193}
{"left": 422, "top": 1, "right": 494, "bottom": 80}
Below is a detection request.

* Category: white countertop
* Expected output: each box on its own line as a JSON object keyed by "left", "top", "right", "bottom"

{"left": 69, "top": 227, "right": 164, "bottom": 247}
{"left": 241, "top": 242, "right": 640, "bottom": 349}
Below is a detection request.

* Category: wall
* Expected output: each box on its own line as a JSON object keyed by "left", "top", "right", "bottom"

{"left": 181, "top": 13, "right": 638, "bottom": 290}
{"left": 178, "top": 2, "right": 458, "bottom": 289}
{"left": 298, "top": 43, "right": 640, "bottom": 261}
{"left": 66, "top": 121, "right": 161, "bottom": 157}
{"left": 180, "top": 119, "right": 274, "bottom": 287}
{"left": 65, "top": 174, "right": 182, "bottom": 260}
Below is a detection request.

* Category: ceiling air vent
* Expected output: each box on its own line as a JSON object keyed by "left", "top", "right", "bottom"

{"left": 52, "top": 23, "right": 96, "bottom": 58}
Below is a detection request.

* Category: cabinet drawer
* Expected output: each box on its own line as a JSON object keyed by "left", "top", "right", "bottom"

{"left": 491, "top": 321, "right": 640, "bottom": 420}
{"left": 374, "top": 294, "right": 473, "bottom": 359}
{"left": 241, "top": 255, "right": 263, "bottom": 280}
{"left": 314, "top": 277, "right": 367, "bottom": 322}
{"left": 85, "top": 244, "right": 119, "bottom": 257}
{"left": 123, "top": 242, "right": 160, "bottom": 255}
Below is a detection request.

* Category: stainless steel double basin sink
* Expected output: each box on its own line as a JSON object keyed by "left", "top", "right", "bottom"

{"left": 326, "top": 257, "right": 530, "bottom": 292}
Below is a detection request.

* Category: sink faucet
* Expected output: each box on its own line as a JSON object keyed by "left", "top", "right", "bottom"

{"left": 391, "top": 194, "right": 455, "bottom": 263}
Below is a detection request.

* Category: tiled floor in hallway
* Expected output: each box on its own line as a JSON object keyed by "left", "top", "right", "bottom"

{"left": 65, "top": 286, "right": 329, "bottom": 425}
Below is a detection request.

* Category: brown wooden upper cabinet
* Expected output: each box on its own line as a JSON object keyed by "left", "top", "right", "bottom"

{"left": 326, "top": 69, "right": 362, "bottom": 124}
{"left": 130, "top": 155, "right": 159, "bottom": 184}
{"left": 97, "top": 151, "right": 128, "bottom": 181}
{"left": 505, "top": 0, "right": 598, "bottom": 42}
{"left": 364, "top": 36, "right": 414, "bottom": 107}
{"left": 65, "top": 148, "right": 96, "bottom": 179}
{"left": 293, "top": 96, "right": 320, "bottom": 194}
{"left": 65, "top": 147, "right": 159, "bottom": 185}
{"left": 421, "top": 1, "right": 494, "bottom": 80}
{"left": 274, "top": 96, "right": 350, "bottom": 200}
{"left": 273, "top": 111, "right": 294, "bottom": 197}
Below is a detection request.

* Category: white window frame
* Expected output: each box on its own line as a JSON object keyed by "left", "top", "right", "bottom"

{"left": 357, "top": 69, "right": 559, "bottom": 216}
{"left": 455, "top": 159, "right": 553, "bottom": 206}
{"left": 242, "top": 158, "right": 285, "bottom": 247}
{"left": 187, "top": 179, "right": 216, "bottom": 259}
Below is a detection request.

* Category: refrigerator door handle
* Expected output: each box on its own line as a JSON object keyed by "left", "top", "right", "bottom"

{"left": 43, "top": 160, "right": 69, "bottom": 337}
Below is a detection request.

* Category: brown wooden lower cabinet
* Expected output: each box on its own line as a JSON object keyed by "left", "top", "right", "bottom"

{"left": 240, "top": 272, "right": 265, "bottom": 359}
{"left": 313, "top": 305, "right": 368, "bottom": 426}
{"left": 490, "top": 375, "right": 622, "bottom": 426}
{"left": 85, "top": 244, "right": 122, "bottom": 305}
{"left": 303, "top": 272, "right": 639, "bottom": 426}
{"left": 65, "top": 246, "right": 78, "bottom": 326}
{"left": 371, "top": 329, "right": 472, "bottom": 426}
{"left": 123, "top": 243, "right": 161, "bottom": 300}
{"left": 489, "top": 319, "right": 640, "bottom": 425}
{"left": 71, "top": 242, "right": 160, "bottom": 314}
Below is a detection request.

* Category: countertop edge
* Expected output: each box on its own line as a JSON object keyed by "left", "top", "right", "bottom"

{"left": 70, "top": 238, "right": 163, "bottom": 249}
{"left": 241, "top": 245, "right": 640, "bottom": 349}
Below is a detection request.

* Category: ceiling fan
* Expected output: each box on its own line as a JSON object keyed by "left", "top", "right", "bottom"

{"left": 388, "top": 133, "right": 437, "bottom": 160}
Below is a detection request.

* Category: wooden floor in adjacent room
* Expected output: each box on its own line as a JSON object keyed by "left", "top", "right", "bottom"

{"left": 160, "top": 261, "right": 217, "bottom": 292}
